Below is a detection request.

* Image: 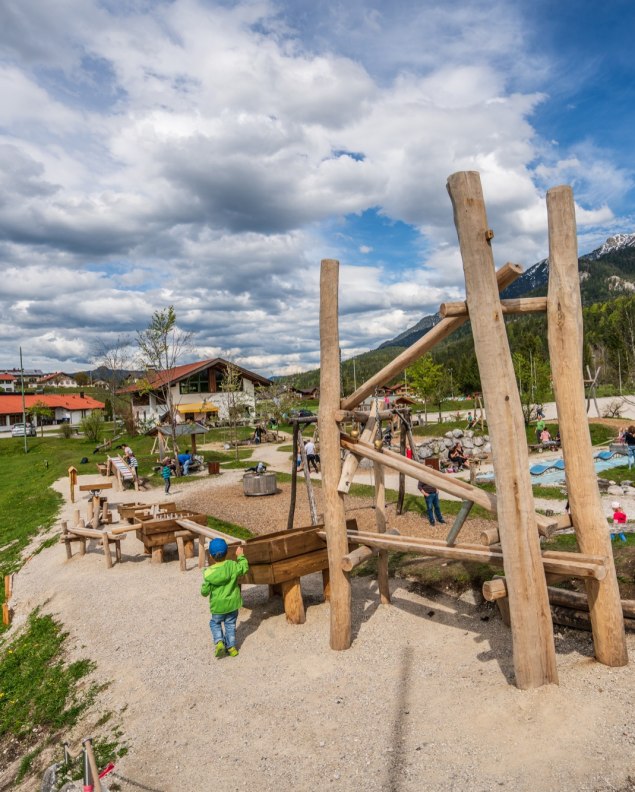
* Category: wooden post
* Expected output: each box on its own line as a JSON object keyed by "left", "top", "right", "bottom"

{"left": 320, "top": 259, "right": 351, "bottom": 650}
{"left": 287, "top": 421, "right": 300, "bottom": 530}
{"left": 338, "top": 401, "right": 378, "bottom": 493}
{"left": 446, "top": 499, "right": 474, "bottom": 546}
{"left": 281, "top": 578, "right": 306, "bottom": 624}
{"left": 92, "top": 495, "right": 101, "bottom": 530}
{"left": 299, "top": 439, "right": 319, "bottom": 525}
{"left": 546, "top": 185, "right": 627, "bottom": 667}
{"left": 176, "top": 534, "right": 187, "bottom": 572}
{"left": 151, "top": 546, "right": 164, "bottom": 564}
{"left": 72, "top": 508, "right": 80, "bottom": 526}
{"left": 68, "top": 466, "right": 77, "bottom": 503}
{"left": 374, "top": 461, "right": 390, "bottom": 604}
{"left": 101, "top": 532, "right": 113, "bottom": 569}
{"left": 447, "top": 171, "right": 557, "bottom": 688}
{"left": 61, "top": 520, "right": 73, "bottom": 560}
{"left": 396, "top": 420, "right": 406, "bottom": 515}
{"left": 198, "top": 537, "right": 207, "bottom": 568}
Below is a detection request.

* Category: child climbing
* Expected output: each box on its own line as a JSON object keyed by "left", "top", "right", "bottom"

{"left": 611, "top": 501, "right": 627, "bottom": 543}
{"left": 201, "top": 538, "right": 249, "bottom": 658}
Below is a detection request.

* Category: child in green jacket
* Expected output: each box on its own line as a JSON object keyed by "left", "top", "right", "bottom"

{"left": 201, "top": 538, "right": 249, "bottom": 658}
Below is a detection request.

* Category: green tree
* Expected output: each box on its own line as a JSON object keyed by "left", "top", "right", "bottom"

{"left": 221, "top": 362, "right": 249, "bottom": 460}
{"left": 93, "top": 335, "right": 134, "bottom": 434}
{"left": 408, "top": 354, "right": 445, "bottom": 423}
{"left": 27, "top": 401, "right": 54, "bottom": 437}
{"left": 136, "top": 307, "right": 192, "bottom": 460}
{"left": 512, "top": 352, "right": 551, "bottom": 424}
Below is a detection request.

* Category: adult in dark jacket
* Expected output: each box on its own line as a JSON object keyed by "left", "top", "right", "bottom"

{"left": 623, "top": 425, "right": 635, "bottom": 469}
{"left": 418, "top": 481, "right": 445, "bottom": 526}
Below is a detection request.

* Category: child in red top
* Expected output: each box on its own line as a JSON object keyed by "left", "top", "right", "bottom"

{"left": 611, "top": 501, "right": 627, "bottom": 542}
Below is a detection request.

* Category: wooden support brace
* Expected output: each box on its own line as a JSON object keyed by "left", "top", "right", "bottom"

{"left": 281, "top": 578, "right": 306, "bottom": 624}
{"left": 446, "top": 499, "right": 474, "bottom": 545}
{"left": 439, "top": 296, "right": 547, "bottom": 318}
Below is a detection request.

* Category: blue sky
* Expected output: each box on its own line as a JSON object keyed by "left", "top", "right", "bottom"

{"left": 0, "top": 0, "right": 633, "bottom": 375}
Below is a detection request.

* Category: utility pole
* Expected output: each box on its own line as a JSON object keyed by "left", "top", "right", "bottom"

{"left": 19, "top": 347, "right": 28, "bottom": 454}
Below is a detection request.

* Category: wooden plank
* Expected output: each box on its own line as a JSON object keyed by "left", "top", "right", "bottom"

{"left": 546, "top": 184, "right": 627, "bottom": 668}
{"left": 271, "top": 548, "right": 331, "bottom": 584}
{"left": 78, "top": 482, "right": 113, "bottom": 491}
{"left": 340, "top": 262, "right": 523, "bottom": 411}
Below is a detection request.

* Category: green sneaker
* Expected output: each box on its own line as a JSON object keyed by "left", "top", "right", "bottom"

{"left": 214, "top": 641, "right": 226, "bottom": 658}
{"left": 227, "top": 646, "right": 239, "bottom": 657}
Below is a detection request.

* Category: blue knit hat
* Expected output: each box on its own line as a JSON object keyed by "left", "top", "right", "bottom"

{"left": 209, "top": 538, "right": 228, "bottom": 557}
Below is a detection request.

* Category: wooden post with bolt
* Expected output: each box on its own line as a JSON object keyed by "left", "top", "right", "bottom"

{"left": 447, "top": 170, "right": 557, "bottom": 689}
{"left": 319, "top": 259, "right": 352, "bottom": 650}
{"left": 546, "top": 184, "right": 627, "bottom": 667}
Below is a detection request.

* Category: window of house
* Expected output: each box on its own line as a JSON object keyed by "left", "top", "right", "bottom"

{"left": 179, "top": 370, "right": 209, "bottom": 394}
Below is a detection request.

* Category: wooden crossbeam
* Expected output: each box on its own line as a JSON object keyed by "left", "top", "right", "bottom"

{"left": 439, "top": 296, "right": 547, "bottom": 318}
{"left": 327, "top": 529, "right": 607, "bottom": 581}
{"left": 340, "top": 262, "right": 523, "bottom": 411}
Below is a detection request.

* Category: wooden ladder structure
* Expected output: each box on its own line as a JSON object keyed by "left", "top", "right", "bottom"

{"left": 318, "top": 172, "right": 628, "bottom": 689}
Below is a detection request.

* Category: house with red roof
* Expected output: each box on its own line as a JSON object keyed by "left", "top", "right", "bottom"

{"left": 36, "top": 372, "right": 79, "bottom": 388}
{"left": 119, "top": 358, "right": 271, "bottom": 424}
{"left": 0, "top": 393, "right": 105, "bottom": 432}
{"left": 0, "top": 374, "right": 16, "bottom": 393}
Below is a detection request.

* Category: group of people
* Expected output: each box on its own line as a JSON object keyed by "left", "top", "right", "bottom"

{"left": 158, "top": 449, "right": 196, "bottom": 493}
{"left": 617, "top": 426, "right": 635, "bottom": 468}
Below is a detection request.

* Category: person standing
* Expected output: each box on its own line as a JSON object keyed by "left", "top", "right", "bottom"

{"left": 623, "top": 426, "right": 635, "bottom": 469}
{"left": 161, "top": 458, "right": 172, "bottom": 493}
{"left": 304, "top": 439, "right": 320, "bottom": 472}
{"left": 418, "top": 481, "right": 445, "bottom": 526}
{"left": 201, "top": 538, "right": 249, "bottom": 658}
{"left": 611, "top": 501, "right": 628, "bottom": 542}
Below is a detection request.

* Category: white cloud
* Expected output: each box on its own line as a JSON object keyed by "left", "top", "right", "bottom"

{"left": 0, "top": 0, "right": 630, "bottom": 374}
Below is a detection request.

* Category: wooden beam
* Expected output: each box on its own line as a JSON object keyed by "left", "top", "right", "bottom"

{"left": 374, "top": 460, "right": 390, "bottom": 604}
{"left": 334, "top": 409, "right": 393, "bottom": 423}
{"left": 333, "top": 529, "right": 606, "bottom": 580}
{"left": 337, "top": 401, "right": 378, "bottom": 493}
{"left": 448, "top": 170, "right": 557, "bottom": 689}
{"left": 340, "top": 262, "right": 523, "bottom": 411}
{"left": 446, "top": 499, "right": 474, "bottom": 545}
{"left": 546, "top": 184, "right": 628, "bottom": 667}
{"left": 287, "top": 420, "right": 300, "bottom": 530}
{"left": 342, "top": 545, "right": 377, "bottom": 572}
{"left": 281, "top": 578, "right": 306, "bottom": 624}
{"left": 319, "top": 259, "right": 352, "bottom": 650}
{"left": 439, "top": 296, "right": 547, "bottom": 318}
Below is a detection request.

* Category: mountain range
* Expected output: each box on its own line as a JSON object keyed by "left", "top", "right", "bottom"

{"left": 379, "top": 232, "right": 635, "bottom": 350}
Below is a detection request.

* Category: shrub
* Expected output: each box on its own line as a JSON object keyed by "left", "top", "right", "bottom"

{"left": 58, "top": 423, "right": 74, "bottom": 439}
{"left": 80, "top": 409, "right": 104, "bottom": 443}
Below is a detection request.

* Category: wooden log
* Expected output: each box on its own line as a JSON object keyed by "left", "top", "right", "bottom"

{"left": 340, "top": 262, "right": 523, "bottom": 411}
{"left": 61, "top": 520, "right": 73, "bottom": 560}
{"left": 2, "top": 602, "right": 10, "bottom": 627}
{"left": 72, "top": 508, "right": 80, "bottom": 526}
{"left": 151, "top": 546, "right": 164, "bottom": 564}
{"left": 287, "top": 420, "right": 300, "bottom": 530}
{"left": 397, "top": 420, "right": 407, "bottom": 515}
{"left": 342, "top": 545, "right": 377, "bottom": 572}
{"left": 66, "top": 526, "right": 127, "bottom": 541}
{"left": 480, "top": 528, "right": 500, "bottom": 546}
{"left": 447, "top": 170, "right": 557, "bottom": 689}
{"left": 446, "top": 499, "right": 473, "bottom": 546}
{"left": 198, "top": 536, "right": 207, "bottom": 568}
{"left": 546, "top": 184, "right": 627, "bottom": 668}
{"left": 334, "top": 409, "right": 393, "bottom": 423}
{"left": 4, "top": 574, "right": 12, "bottom": 601}
{"left": 374, "top": 460, "right": 390, "bottom": 604}
{"left": 338, "top": 401, "right": 378, "bottom": 494}
{"left": 326, "top": 529, "right": 606, "bottom": 580}
{"left": 175, "top": 519, "right": 244, "bottom": 544}
{"left": 319, "top": 258, "right": 352, "bottom": 650}
{"left": 299, "top": 440, "right": 319, "bottom": 525}
{"left": 439, "top": 296, "right": 548, "bottom": 318}
{"left": 281, "top": 578, "right": 306, "bottom": 624}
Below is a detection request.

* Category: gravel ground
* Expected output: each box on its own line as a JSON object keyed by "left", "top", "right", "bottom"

{"left": 4, "top": 471, "right": 635, "bottom": 792}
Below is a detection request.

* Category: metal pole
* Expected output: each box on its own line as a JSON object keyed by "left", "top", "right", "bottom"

{"left": 19, "top": 347, "right": 28, "bottom": 454}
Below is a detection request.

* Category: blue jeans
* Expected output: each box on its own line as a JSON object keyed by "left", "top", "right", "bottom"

{"left": 210, "top": 610, "right": 238, "bottom": 648}
{"left": 183, "top": 461, "right": 191, "bottom": 475}
{"left": 424, "top": 493, "right": 444, "bottom": 524}
{"left": 164, "top": 477, "right": 171, "bottom": 493}
{"left": 628, "top": 446, "right": 635, "bottom": 468}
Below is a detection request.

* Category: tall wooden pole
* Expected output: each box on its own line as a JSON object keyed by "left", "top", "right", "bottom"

{"left": 319, "top": 259, "right": 351, "bottom": 650}
{"left": 546, "top": 185, "right": 627, "bottom": 667}
{"left": 374, "top": 462, "right": 390, "bottom": 604}
{"left": 397, "top": 420, "right": 406, "bottom": 514}
{"left": 287, "top": 421, "right": 300, "bottom": 530}
{"left": 447, "top": 171, "right": 558, "bottom": 689}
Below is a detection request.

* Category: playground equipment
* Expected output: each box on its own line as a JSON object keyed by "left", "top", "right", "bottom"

{"left": 61, "top": 518, "right": 126, "bottom": 569}
{"left": 318, "top": 173, "right": 628, "bottom": 689}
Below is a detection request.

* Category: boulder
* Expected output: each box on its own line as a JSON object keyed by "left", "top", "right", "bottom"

{"left": 452, "top": 429, "right": 464, "bottom": 438}
{"left": 607, "top": 484, "right": 624, "bottom": 496}
{"left": 472, "top": 436, "right": 484, "bottom": 447}
{"left": 483, "top": 442, "right": 492, "bottom": 454}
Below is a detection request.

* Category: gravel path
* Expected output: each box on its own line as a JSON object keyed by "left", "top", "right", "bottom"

{"left": 5, "top": 471, "right": 635, "bottom": 792}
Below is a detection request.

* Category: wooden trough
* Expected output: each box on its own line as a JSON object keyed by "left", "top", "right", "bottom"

{"left": 118, "top": 502, "right": 177, "bottom": 523}
{"left": 135, "top": 512, "right": 207, "bottom": 564}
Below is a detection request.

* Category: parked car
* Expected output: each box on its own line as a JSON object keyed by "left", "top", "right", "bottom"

{"left": 12, "top": 422, "right": 36, "bottom": 437}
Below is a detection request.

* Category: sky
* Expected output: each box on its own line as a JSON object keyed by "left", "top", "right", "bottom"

{"left": 1, "top": 0, "right": 634, "bottom": 377}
